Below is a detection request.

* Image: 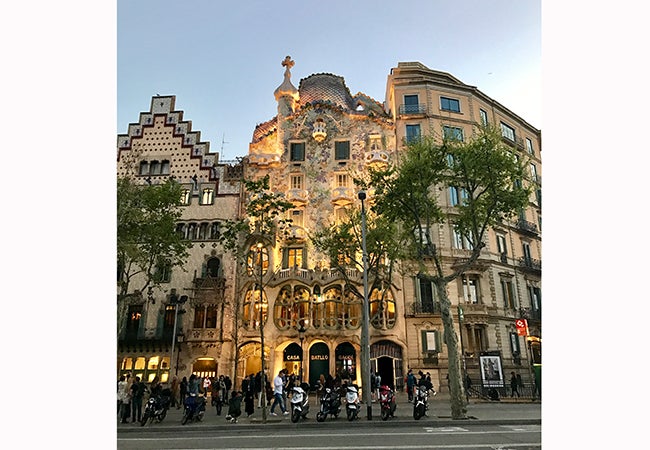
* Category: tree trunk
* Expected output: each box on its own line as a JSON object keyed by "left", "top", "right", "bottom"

{"left": 436, "top": 280, "right": 467, "bottom": 419}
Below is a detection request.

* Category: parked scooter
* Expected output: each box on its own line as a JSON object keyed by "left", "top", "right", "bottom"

{"left": 140, "top": 388, "right": 172, "bottom": 426}
{"left": 344, "top": 383, "right": 360, "bottom": 421}
{"left": 316, "top": 386, "right": 341, "bottom": 422}
{"left": 289, "top": 382, "right": 311, "bottom": 423}
{"left": 378, "top": 385, "right": 397, "bottom": 421}
{"left": 413, "top": 384, "right": 431, "bottom": 420}
{"left": 182, "top": 393, "right": 206, "bottom": 424}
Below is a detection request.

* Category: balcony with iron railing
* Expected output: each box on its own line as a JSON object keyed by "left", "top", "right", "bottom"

{"left": 516, "top": 218, "right": 539, "bottom": 235}
{"left": 399, "top": 104, "right": 428, "bottom": 116}
{"left": 409, "top": 302, "right": 441, "bottom": 316}
{"left": 517, "top": 256, "right": 541, "bottom": 273}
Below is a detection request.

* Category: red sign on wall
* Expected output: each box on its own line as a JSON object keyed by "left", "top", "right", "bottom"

{"left": 515, "top": 319, "right": 529, "bottom": 336}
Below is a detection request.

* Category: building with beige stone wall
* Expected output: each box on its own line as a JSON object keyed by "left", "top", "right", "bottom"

{"left": 116, "top": 59, "right": 541, "bottom": 394}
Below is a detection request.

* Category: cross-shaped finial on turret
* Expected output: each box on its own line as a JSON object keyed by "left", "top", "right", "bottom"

{"left": 282, "top": 55, "right": 295, "bottom": 70}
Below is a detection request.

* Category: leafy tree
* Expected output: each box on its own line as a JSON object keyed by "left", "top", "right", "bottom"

{"left": 366, "top": 124, "right": 532, "bottom": 419}
{"left": 219, "top": 174, "right": 294, "bottom": 401}
{"left": 117, "top": 176, "right": 191, "bottom": 336}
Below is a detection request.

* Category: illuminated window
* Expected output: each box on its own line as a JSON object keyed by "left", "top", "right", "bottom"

{"left": 243, "top": 285, "right": 268, "bottom": 329}
{"left": 180, "top": 189, "right": 191, "bottom": 205}
{"left": 247, "top": 245, "right": 268, "bottom": 276}
{"left": 201, "top": 188, "right": 214, "bottom": 205}
{"left": 291, "top": 174, "right": 303, "bottom": 190}
{"left": 369, "top": 284, "right": 396, "bottom": 329}
{"left": 283, "top": 247, "right": 304, "bottom": 269}
{"left": 273, "top": 287, "right": 294, "bottom": 330}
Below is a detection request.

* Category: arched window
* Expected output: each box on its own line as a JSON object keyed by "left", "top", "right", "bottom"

{"left": 210, "top": 222, "right": 220, "bottom": 240}
{"left": 311, "top": 285, "right": 324, "bottom": 328}
{"left": 206, "top": 257, "right": 220, "bottom": 277}
{"left": 243, "top": 284, "right": 267, "bottom": 329}
{"left": 247, "top": 244, "right": 269, "bottom": 276}
{"left": 369, "top": 283, "right": 396, "bottom": 329}
{"left": 274, "top": 286, "right": 293, "bottom": 330}
{"left": 293, "top": 285, "right": 311, "bottom": 329}
{"left": 343, "top": 288, "right": 362, "bottom": 329}
{"left": 187, "top": 223, "right": 197, "bottom": 240}
{"left": 198, "top": 223, "right": 208, "bottom": 240}
{"left": 323, "top": 286, "right": 343, "bottom": 330}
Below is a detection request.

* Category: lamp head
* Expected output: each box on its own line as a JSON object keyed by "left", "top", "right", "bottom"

{"left": 358, "top": 191, "right": 366, "bottom": 201}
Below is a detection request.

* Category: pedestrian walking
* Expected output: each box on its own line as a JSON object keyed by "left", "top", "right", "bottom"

{"left": 270, "top": 370, "right": 288, "bottom": 416}
{"left": 510, "top": 372, "right": 520, "bottom": 397}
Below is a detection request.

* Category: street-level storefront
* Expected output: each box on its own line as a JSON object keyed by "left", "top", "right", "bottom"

{"left": 371, "top": 340, "right": 405, "bottom": 391}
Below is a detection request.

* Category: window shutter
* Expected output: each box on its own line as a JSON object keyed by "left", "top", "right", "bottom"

{"left": 435, "top": 330, "right": 440, "bottom": 352}
{"left": 421, "top": 330, "right": 428, "bottom": 352}
{"left": 282, "top": 248, "right": 288, "bottom": 268}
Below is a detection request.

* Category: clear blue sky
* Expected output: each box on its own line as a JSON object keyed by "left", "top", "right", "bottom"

{"left": 118, "top": 0, "right": 541, "bottom": 160}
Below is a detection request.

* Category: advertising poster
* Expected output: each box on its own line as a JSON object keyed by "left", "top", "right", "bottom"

{"left": 480, "top": 355, "right": 504, "bottom": 387}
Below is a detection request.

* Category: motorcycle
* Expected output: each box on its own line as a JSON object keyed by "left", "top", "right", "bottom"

{"left": 181, "top": 393, "right": 206, "bottom": 425}
{"left": 140, "top": 388, "right": 172, "bottom": 426}
{"left": 315, "top": 386, "right": 341, "bottom": 422}
{"left": 413, "top": 384, "right": 430, "bottom": 420}
{"left": 289, "top": 382, "right": 311, "bottom": 423}
{"left": 344, "top": 384, "right": 360, "bottom": 421}
{"left": 378, "top": 385, "right": 396, "bottom": 421}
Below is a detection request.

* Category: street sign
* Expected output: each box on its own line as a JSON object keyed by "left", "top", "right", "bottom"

{"left": 515, "top": 318, "right": 528, "bottom": 336}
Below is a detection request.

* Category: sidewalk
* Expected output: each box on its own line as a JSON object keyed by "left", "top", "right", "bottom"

{"left": 118, "top": 390, "right": 540, "bottom": 432}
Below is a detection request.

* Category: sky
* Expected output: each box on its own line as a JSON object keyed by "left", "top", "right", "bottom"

{"left": 118, "top": 0, "right": 541, "bottom": 161}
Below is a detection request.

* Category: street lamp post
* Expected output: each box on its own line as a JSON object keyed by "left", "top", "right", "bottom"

{"left": 257, "top": 242, "right": 268, "bottom": 423}
{"left": 170, "top": 294, "right": 187, "bottom": 380}
{"left": 358, "top": 191, "right": 372, "bottom": 420}
{"left": 298, "top": 319, "right": 308, "bottom": 382}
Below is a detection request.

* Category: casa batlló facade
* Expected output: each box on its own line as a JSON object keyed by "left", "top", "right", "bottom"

{"left": 117, "top": 59, "right": 541, "bottom": 393}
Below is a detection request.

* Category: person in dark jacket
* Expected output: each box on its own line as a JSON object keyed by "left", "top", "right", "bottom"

{"left": 225, "top": 391, "right": 242, "bottom": 423}
{"left": 242, "top": 374, "right": 255, "bottom": 417}
{"left": 179, "top": 376, "right": 188, "bottom": 409}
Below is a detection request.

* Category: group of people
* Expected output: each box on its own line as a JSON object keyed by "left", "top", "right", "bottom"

{"left": 405, "top": 369, "right": 437, "bottom": 402}
{"left": 116, "top": 373, "right": 165, "bottom": 424}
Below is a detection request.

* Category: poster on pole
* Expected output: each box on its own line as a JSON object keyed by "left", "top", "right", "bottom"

{"left": 479, "top": 354, "right": 504, "bottom": 387}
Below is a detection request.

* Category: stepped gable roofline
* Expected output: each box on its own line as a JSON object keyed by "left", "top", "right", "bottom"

{"left": 251, "top": 116, "right": 278, "bottom": 144}
{"left": 117, "top": 94, "right": 211, "bottom": 159}
{"left": 298, "top": 73, "right": 355, "bottom": 111}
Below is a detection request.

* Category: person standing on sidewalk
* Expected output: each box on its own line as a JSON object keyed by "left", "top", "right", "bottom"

{"left": 179, "top": 376, "right": 188, "bottom": 409}
{"left": 170, "top": 376, "right": 179, "bottom": 409}
{"left": 406, "top": 369, "right": 416, "bottom": 402}
{"left": 130, "top": 376, "right": 145, "bottom": 423}
{"left": 270, "top": 370, "right": 288, "bottom": 416}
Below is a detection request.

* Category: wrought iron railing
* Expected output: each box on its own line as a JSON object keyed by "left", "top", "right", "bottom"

{"left": 399, "top": 104, "right": 428, "bottom": 115}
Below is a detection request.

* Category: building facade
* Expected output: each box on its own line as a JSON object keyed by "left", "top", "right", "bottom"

{"left": 116, "top": 96, "right": 243, "bottom": 383}
{"left": 116, "top": 59, "right": 541, "bottom": 393}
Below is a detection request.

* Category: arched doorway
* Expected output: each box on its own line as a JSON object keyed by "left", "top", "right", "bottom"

{"left": 192, "top": 357, "right": 217, "bottom": 379}
{"left": 237, "top": 341, "right": 270, "bottom": 387}
{"left": 283, "top": 342, "right": 302, "bottom": 378}
{"left": 371, "top": 340, "right": 404, "bottom": 391}
{"left": 309, "top": 342, "right": 329, "bottom": 389}
{"left": 335, "top": 342, "right": 356, "bottom": 381}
